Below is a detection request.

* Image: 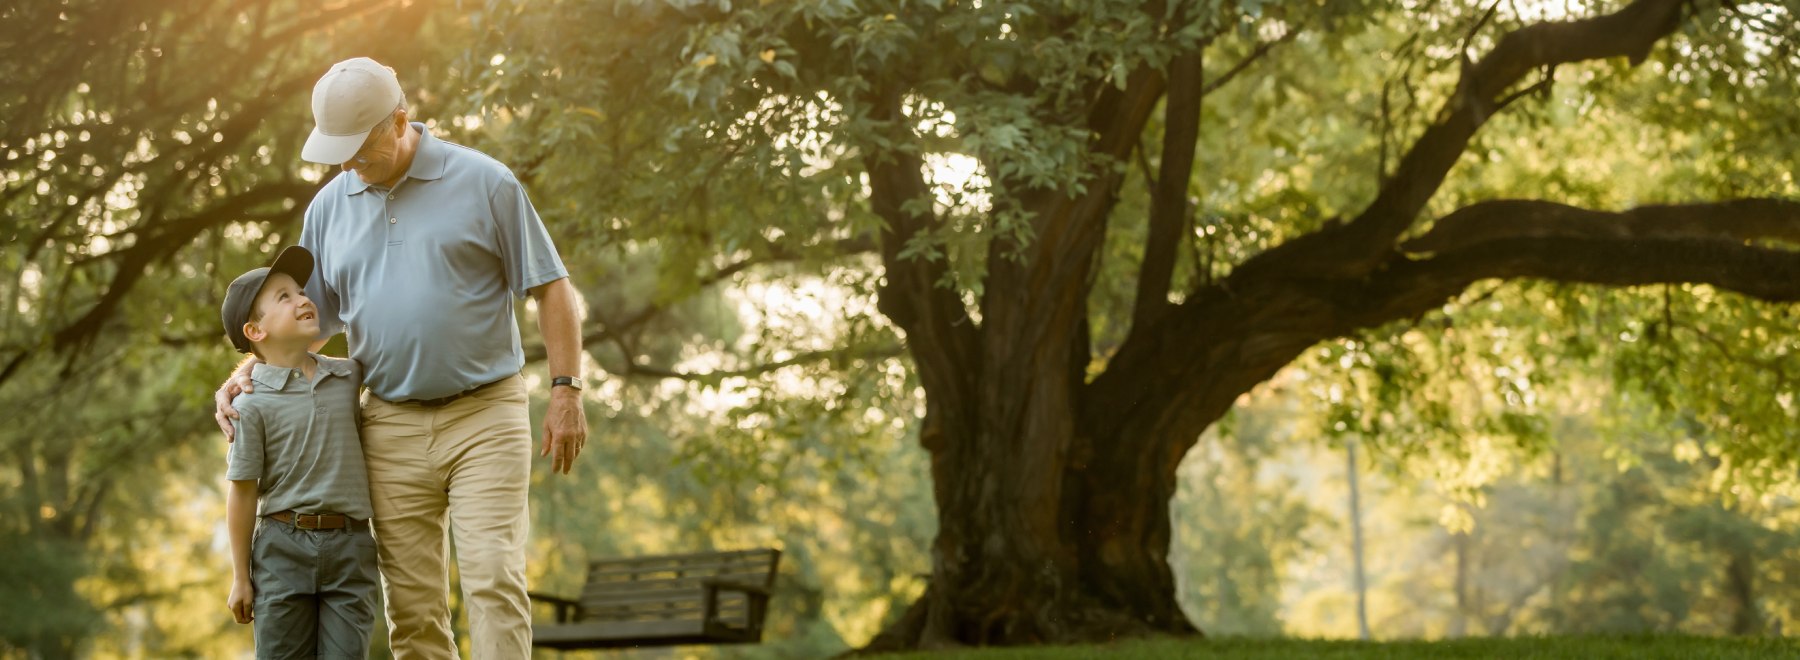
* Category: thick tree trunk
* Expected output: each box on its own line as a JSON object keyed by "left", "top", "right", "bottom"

{"left": 1068, "top": 458, "right": 1196, "bottom": 635}
{"left": 863, "top": 284, "right": 1361, "bottom": 652}
{"left": 866, "top": 319, "right": 1308, "bottom": 650}
{"left": 864, "top": 413, "right": 1200, "bottom": 650}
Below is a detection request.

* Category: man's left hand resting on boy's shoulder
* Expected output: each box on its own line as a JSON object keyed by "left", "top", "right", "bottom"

{"left": 214, "top": 361, "right": 254, "bottom": 441}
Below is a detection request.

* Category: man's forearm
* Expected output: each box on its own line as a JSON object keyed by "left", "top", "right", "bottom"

{"left": 535, "top": 278, "right": 584, "bottom": 381}
{"left": 226, "top": 481, "right": 256, "bottom": 581}
{"left": 533, "top": 277, "right": 589, "bottom": 475}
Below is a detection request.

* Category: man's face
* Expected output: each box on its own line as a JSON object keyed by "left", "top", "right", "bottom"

{"left": 341, "top": 111, "right": 404, "bottom": 184}
{"left": 247, "top": 272, "right": 319, "bottom": 345}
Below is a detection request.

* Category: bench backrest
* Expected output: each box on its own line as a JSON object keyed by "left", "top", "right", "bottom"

{"left": 577, "top": 548, "right": 780, "bottom": 627}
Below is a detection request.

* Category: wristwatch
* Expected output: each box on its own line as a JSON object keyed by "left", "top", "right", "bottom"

{"left": 551, "top": 376, "right": 584, "bottom": 392}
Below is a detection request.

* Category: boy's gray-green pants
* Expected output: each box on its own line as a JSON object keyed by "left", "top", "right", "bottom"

{"left": 252, "top": 515, "right": 379, "bottom": 660}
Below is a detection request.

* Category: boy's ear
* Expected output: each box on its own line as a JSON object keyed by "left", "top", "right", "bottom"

{"left": 242, "top": 320, "right": 266, "bottom": 344}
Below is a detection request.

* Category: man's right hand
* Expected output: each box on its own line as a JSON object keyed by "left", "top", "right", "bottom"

{"left": 214, "top": 368, "right": 256, "bottom": 441}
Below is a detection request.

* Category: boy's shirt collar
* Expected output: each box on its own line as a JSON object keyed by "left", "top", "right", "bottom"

{"left": 249, "top": 354, "right": 351, "bottom": 391}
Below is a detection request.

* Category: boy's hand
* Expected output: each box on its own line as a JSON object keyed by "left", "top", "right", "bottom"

{"left": 228, "top": 579, "right": 254, "bottom": 624}
{"left": 214, "top": 371, "right": 255, "bottom": 441}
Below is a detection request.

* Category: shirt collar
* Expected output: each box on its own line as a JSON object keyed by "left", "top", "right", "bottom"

{"left": 342, "top": 122, "right": 446, "bottom": 196}
{"left": 249, "top": 362, "right": 295, "bottom": 391}
{"left": 249, "top": 354, "right": 350, "bottom": 390}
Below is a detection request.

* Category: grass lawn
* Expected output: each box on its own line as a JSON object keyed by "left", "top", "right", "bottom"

{"left": 890, "top": 635, "right": 1799, "bottom": 659}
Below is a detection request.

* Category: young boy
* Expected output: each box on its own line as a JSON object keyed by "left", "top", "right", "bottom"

{"left": 219, "top": 245, "right": 377, "bottom": 658}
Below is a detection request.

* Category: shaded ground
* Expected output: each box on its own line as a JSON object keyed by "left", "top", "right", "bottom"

{"left": 884, "top": 635, "right": 1798, "bottom": 659}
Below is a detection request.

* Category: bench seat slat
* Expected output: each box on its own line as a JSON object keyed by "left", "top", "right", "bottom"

{"left": 582, "top": 573, "right": 772, "bottom": 595}
{"left": 587, "top": 550, "right": 776, "bottom": 571}
{"left": 587, "top": 548, "right": 774, "bottom": 566}
{"left": 577, "top": 591, "right": 749, "bottom": 611}
{"left": 581, "top": 608, "right": 748, "bottom": 622}
{"left": 584, "top": 601, "right": 749, "bottom": 616}
{"left": 590, "top": 557, "right": 774, "bottom": 579}
{"left": 580, "top": 608, "right": 747, "bottom": 623}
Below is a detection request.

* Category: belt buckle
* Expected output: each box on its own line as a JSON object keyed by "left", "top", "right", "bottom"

{"left": 294, "top": 513, "right": 320, "bottom": 530}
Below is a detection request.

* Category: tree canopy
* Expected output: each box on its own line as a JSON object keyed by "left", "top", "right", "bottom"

{"left": 4, "top": 0, "right": 1799, "bottom": 655}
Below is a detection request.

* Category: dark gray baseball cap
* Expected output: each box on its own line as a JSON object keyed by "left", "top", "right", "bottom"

{"left": 221, "top": 245, "right": 315, "bottom": 354}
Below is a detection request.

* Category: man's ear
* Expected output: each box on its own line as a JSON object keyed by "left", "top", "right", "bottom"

{"left": 243, "top": 321, "right": 266, "bottom": 344}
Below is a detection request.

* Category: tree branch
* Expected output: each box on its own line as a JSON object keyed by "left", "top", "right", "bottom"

{"left": 619, "top": 342, "right": 905, "bottom": 382}
{"left": 864, "top": 84, "right": 981, "bottom": 429}
{"left": 1404, "top": 198, "right": 1800, "bottom": 254}
{"left": 50, "top": 180, "right": 323, "bottom": 355}
{"left": 1089, "top": 195, "right": 1800, "bottom": 491}
{"left": 1353, "top": 200, "right": 1800, "bottom": 330}
{"left": 1198, "top": 27, "right": 1299, "bottom": 98}
{"left": 1132, "top": 51, "right": 1202, "bottom": 334}
{"left": 1239, "top": 0, "right": 1688, "bottom": 280}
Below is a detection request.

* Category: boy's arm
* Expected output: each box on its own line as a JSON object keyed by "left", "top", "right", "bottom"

{"left": 223, "top": 408, "right": 263, "bottom": 624}
{"left": 226, "top": 479, "right": 257, "bottom": 624}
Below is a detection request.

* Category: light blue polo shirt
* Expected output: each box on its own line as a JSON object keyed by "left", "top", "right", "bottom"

{"left": 299, "top": 123, "right": 568, "bottom": 401}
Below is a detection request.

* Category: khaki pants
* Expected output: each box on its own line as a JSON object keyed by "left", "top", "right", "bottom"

{"left": 360, "top": 376, "right": 532, "bottom": 659}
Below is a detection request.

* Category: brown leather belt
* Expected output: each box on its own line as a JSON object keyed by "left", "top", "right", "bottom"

{"left": 267, "top": 510, "right": 368, "bottom": 531}
{"left": 394, "top": 377, "right": 510, "bottom": 408}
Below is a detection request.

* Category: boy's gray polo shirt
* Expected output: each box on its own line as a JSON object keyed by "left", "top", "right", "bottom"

{"left": 298, "top": 124, "right": 569, "bottom": 402}
{"left": 226, "top": 355, "right": 372, "bottom": 520}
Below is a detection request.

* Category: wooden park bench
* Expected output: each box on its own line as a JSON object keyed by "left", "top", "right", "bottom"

{"left": 529, "top": 548, "right": 781, "bottom": 650}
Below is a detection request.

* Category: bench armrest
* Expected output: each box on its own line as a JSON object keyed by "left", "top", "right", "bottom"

{"left": 701, "top": 579, "right": 774, "bottom": 640}
{"left": 528, "top": 591, "right": 582, "bottom": 623}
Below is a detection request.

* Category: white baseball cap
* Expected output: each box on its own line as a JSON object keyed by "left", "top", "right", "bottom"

{"left": 301, "top": 57, "right": 404, "bottom": 165}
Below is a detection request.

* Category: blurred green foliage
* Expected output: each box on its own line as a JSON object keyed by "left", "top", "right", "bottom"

{"left": 3, "top": 0, "right": 1799, "bottom": 656}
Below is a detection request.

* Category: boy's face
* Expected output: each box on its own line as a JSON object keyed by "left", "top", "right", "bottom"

{"left": 245, "top": 272, "right": 319, "bottom": 348}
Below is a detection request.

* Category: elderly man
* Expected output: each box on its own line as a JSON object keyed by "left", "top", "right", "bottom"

{"left": 215, "top": 57, "right": 588, "bottom": 658}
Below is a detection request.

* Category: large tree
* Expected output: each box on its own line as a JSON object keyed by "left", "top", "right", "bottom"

{"left": 8, "top": 0, "right": 1800, "bottom": 653}
{"left": 479, "top": 0, "right": 1800, "bottom": 647}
